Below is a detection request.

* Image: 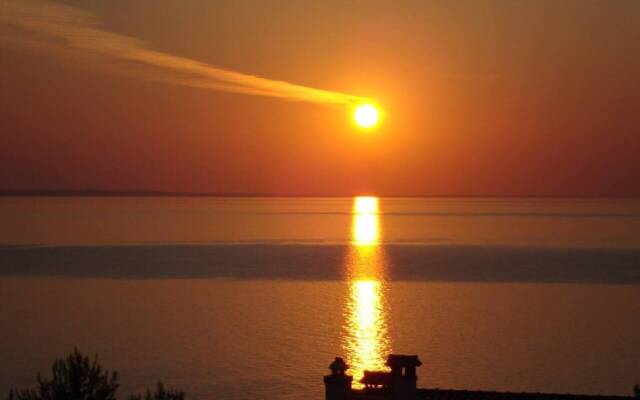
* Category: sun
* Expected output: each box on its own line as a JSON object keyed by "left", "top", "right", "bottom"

{"left": 353, "top": 104, "right": 380, "bottom": 129}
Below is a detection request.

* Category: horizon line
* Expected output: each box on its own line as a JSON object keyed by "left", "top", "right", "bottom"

{"left": 0, "top": 190, "right": 639, "bottom": 200}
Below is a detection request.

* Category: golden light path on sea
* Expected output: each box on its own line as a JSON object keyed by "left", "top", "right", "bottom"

{"left": 343, "top": 196, "right": 390, "bottom": 387}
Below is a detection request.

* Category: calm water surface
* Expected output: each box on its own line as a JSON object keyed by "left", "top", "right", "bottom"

{"left": 0, "top": 197, "right": 639, "bottom": 400}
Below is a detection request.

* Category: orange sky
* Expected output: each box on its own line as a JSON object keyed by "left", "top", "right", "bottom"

{"left": 1, "top": 0, "right": 639, "bottom": 196}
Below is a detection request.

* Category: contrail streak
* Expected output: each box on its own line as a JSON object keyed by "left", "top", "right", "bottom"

{"left": 1, "top": 0, "right": 367, "bottom": 105}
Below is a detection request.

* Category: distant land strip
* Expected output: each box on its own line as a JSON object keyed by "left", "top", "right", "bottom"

{"left": 1, "top": 244, "right": 639, "bottom": 284}
{"left": 1, "top": 190, "right": 640, "bottom": 199}
{"left": 0, "top": 190, "right": 277, "bottom": 197}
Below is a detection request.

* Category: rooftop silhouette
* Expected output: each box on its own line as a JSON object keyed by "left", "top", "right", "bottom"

{"left": 324, "top": 354, "right": 637, "bottom": 400}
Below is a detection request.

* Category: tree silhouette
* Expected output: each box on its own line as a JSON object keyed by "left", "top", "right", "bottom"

{"left": 128, "top": 382, "right": 184, "bottom": 400}
{"left": 8, "top": 349, "right": 118, "bottom": 400}
{"left": 6, "top": 350, "right": 184, "bottom": 400}
{"left": 633, "top": 384, "right": 639, "bottom": 398}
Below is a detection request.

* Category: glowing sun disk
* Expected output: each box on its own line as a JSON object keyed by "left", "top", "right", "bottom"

{"left": 354, "top": 104, "right": 380, "bottom": 129}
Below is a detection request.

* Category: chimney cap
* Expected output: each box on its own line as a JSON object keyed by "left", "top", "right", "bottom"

{"left": 329, "top": 357, "right": 349, "bottom": 372}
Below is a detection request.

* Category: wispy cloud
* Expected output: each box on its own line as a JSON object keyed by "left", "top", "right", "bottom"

{"left": 1, "top": 0, "right": 366, "bottom": 105}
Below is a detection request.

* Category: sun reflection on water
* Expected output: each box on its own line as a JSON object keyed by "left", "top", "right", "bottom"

{"left": 352, "top": 196, "right": 380, "bottom": 247}
{"left": 343, "top": 196, "right": 390, "bottom": 387}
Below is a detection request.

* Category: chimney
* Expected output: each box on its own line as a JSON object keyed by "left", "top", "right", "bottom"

{"left": 324, "top": 357, "right": 353, "bottom": 400}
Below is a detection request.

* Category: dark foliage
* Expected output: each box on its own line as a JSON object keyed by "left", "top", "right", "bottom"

{"left": 6, "top": 350, "right": 184, "bottom": 400}
{"left": 128, "top": 383, "right": 184, "bottom": 400}
{"left": 8, "top": 349, "right": 117, "bottom": 400}
{"left": 633, "top": 384, "right": 639, "bottom": 398}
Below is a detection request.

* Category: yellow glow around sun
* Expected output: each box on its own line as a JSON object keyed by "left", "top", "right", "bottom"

{"left": 354, "top": 104, "right": 380, "bottom": 129}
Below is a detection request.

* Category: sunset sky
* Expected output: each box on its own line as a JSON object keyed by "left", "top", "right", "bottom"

{"left": 1, "top": 0, "right": 639, "bottom": 196}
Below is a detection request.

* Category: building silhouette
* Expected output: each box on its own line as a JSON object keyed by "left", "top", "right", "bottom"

{"left": 324, "top": 354, "right": 636, "bottom": 400}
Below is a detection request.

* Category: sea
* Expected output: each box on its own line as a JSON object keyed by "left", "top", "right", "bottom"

{"left": 0, "top": 196, "right": 639, "bottom": 400}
